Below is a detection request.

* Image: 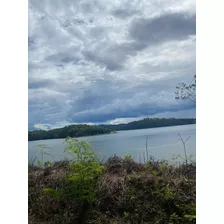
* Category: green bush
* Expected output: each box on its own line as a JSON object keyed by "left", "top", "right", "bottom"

{"left": 44, "top": 137, "right": 104, "bottom": 202}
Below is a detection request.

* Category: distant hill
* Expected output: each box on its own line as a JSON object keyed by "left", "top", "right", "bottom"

{"left": 99, "top": 118, "right": 196, "bottom": 131}
{"left": 28, "top": 124, "right": 113, "bottom": 141}
{"left": 28, "top": 118, "right": 196, "bottom": 141}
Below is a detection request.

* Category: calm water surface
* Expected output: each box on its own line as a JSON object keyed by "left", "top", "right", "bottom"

{"left": 28, "top": 124, "right": 196, "bottom": 163}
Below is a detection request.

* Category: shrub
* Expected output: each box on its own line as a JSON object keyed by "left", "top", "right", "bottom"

{"left": 44, "top": 137, "right": 104, "bottom": 223}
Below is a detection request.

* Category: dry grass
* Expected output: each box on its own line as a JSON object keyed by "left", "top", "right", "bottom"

{"left": 28, "top": 157, "right": 196, "bottom": 224}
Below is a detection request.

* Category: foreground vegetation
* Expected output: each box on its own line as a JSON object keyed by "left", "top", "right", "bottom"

{"left": 28, "top": 118, "right": 195, "bottom": 141}
{"left": 28, "top": 138, "right": 196, "bottom": 224}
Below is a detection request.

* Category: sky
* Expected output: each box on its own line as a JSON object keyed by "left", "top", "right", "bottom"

{"left": 28, "top": 0, "right": 196, "bottom": 130}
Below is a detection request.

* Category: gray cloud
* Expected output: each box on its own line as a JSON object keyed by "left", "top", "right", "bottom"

{"left": 28, "top": 36, "right": 35, "bottom": 48}
{"left": 112, "top": 8, "right": 140, "bottom": 19}
{"left": 68, "top": 91, "right": 195, "bottom": 123}
{"left": 28, "top": 78, "right": 56, "bottom": 89}
{"left": 28, "top": 0, "right": 196, "bottom": 130}
{"left": 45, "top": 52, "right": 81, "bottom": 65}
{"left": 129, "top": 13, "right": 196, "bottom": 46}
{"left": 82, "top": 41, "right": 147, "bottom": 71}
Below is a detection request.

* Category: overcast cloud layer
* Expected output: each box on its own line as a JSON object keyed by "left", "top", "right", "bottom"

{"left": 28, "top": 0, "right": 196, "bottom": 130}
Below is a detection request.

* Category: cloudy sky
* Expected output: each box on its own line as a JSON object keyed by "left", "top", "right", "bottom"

{"left": 28, "top": 0, "right": 196, "bottom": 130}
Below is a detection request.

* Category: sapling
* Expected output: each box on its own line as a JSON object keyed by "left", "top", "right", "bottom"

{"left": 35, "top": 144, "right": 53, "bottom": 167}
{"left": 173, "top": 133, "right": 193, "bottom": 165}
{"left": 44, "top": 137, "right": 104, "bottom": 223}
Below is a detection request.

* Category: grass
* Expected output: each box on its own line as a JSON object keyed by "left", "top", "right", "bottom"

{"left": 28, "top": 156, "right": 196, "bottom": 224}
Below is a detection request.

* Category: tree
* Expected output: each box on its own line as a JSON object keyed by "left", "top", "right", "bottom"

{"left": 175, "top": 75, "right": 196, "bottom": 103}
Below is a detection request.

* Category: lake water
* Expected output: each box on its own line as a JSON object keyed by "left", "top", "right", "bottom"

{"left": 28, "top": 124, "right": 196, "bottom": 164}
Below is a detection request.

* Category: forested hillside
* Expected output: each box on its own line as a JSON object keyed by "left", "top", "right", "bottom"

{"left": 28, "top": 124, "right": 113, "bottom": 141}
{"left": 100, "top": 118, "right": 196, "bottom": 131}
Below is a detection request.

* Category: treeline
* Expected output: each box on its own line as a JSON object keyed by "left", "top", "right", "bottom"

{"left": 28, "top": 124, "right": 113, "bottom": 141}
{"left": 28, "top": 118, "right": 195, "bottom": 141}
{"left": 100, "top": 118, "right": 196, "bottom": 131}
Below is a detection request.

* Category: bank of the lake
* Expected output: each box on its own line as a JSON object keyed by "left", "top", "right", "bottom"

{"left": 28, "top": 118, "right": 196, "bottom": 141}
{"left": 29, "top": 124, "right": 196, "bottom": 164}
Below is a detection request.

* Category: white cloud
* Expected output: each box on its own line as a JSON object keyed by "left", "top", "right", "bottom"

{"left": 33, "top": 123, "right": 51, "bottom": 131}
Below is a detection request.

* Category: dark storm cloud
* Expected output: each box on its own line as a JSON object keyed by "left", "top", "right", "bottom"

{"left": 63, "top": 76, "right": 196, "bottom": 124}
{"left": 69, "top": 97, "right": 195, "bottom": 123}
{"left": 129, "top": 13, "right": 196, "bottom": 45}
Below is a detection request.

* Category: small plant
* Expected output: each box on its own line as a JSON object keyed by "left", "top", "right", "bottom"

{"left": 123, "top": 211, "right": 129, "bottom": 218}
{"left": 152, "top": 170, "right": 158, "bottom": 177}
{"left": 184, "top": 214, "right": 196, "bottom": 223}
{"left": 124, "top": 154, "right": 132, "bottom": 161}
{"left": 172, "top": 153, "right": 194, "bottom": 165}
{"left": 44, "top": 161, "right": 53, "bottom": 168}
{"left": 160, "top": 163, "right": 168, "bottom": 171}
{"left": 164, "top": 186, "right": 175, "bottom": 201}
{"left": 35, "top": 144, "right": 53, "bottom": 167}
{"left": 176, "top": 133, "right": 191, "bottom": 165}
{"left": 168, "top": 213, "right": 196, "bottom": 224}
{"left": 168, "top": 213, "right": 181, "bottom": 224}
{"left": 145, "top": 136, "right": 149, "bottom": 161}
